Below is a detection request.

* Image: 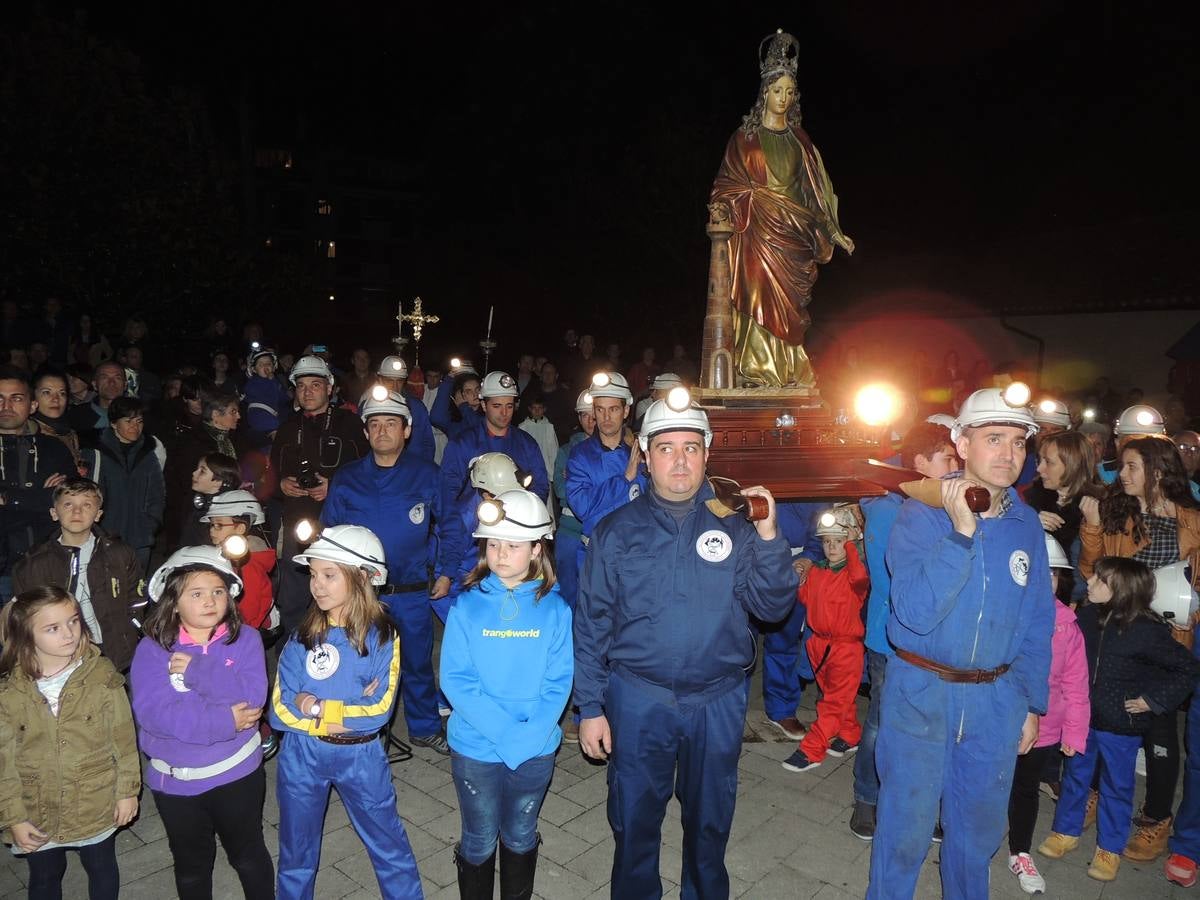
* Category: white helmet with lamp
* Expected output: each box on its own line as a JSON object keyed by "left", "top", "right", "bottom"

{"left": 448, "top": 357, "right": 479, "bottom": 377}
{"left": 1115, "top": 404, "right": 1166, "bottom": 437}
{"left": 199, "top": 490, "right": 266, "bottom": 525}
{"left": 575, "top": 390, "right": 594, "bottom": 413}
{"left": 926, "top": 413, "right": 956, "bottom": 430}
{"left": 148, "top": 546, "right": 244, "bottom": 601}
{"left": 590, "top": 371, "right": 633, "bottom": 404}
{"left": 651, "top": 373, "right": 683, "bottom": 392}
{"left": 1044, "top": 534, "right": 1071, "bottom": 570}
{"left": 289, "top": 354, "right": 335, "bottom": 386}
{"left": 359, "top": 387, "right": 412, "bottom": 423}
{"left": 1033, "top": 398, "right": 1071, "bottom": 429}
{"left": 815, "top": 511, "right": 850, "bottom": 539}
{"left": 292, "top": 524, "right": 388, "bottom": 586}
{"left": 1151, "top": 561, "right": 1199, "bottom": 627}
{"left": 377, "top": 355, "right": 409, "bottom": 379}
{"left": 469, "top": 452, "right": 532, "bottom": 494}
{"left": 473, "top": 489, "right": 554, "bottom": 541}
{"left": 950, "top": 383, "right": 1039, "bottom": 442}
{"left": 246, "top": 346, "right": 278, "bottom": 375}
{"left": 479, "top": 371, "right": 520, "bottom": 399}
{"left": 638, "top": 387, "right": 713, "bottom": 451}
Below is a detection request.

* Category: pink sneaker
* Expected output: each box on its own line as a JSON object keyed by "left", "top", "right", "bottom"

{"left": 1166, "top": 853, "right": 1198, "bottom": 888}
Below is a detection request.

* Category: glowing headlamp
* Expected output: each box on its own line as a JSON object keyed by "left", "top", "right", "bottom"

{"left": 1083, "top": 408, "right": 1096, "bottom": 421}
{"left": 450, "top": 357, "right": 462, "bottom": 368}
{"left": 476, "top": 498, "right": 551, "bottom": 531}
{"left": 582, "top": 392, "right": 593, "bottom": 405}
{"left": 592, "top": 372, "right": 611, "bottom": 388}
{"left": 390, "top": 359, "right": 404, "bottom": 371}
{"left": 853, "top": 383, "right": 901, "bottom": 427}
{"left": 250, "top": 340, "right": 261, "bottom": 351}
{"left": 221, "top": 534, "right": 249, "bottom": 562}
{"left": 1002, "top": 381, "right": 1031, "bottom": 408}
{"left": 1038, "top": 399, "right": 1058, "bottom": 414}
{"left": 295, "top": 519, "right": 319, "bottom": 544}
{"left": 819, "top": 512, "right": 837, "bottom": 528}
{"left": 1136, "top": 410, "right": 1155, "bottom": 427}
{"left": 371, "top": 384, "right": 389, "bottom": 402}
{"left": 665, "top": 386, "right": 692, "bottom": 412}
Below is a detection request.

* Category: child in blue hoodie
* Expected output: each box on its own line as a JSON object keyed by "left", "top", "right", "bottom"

{"left": 440, "top": 488, "right": 572, "bottom": 900}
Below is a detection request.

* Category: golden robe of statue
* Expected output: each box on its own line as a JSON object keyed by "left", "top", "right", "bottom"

{"left": 711, "top": 72, "right": 853, "bottom": 388}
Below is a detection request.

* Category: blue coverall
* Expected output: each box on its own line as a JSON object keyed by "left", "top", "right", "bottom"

{"left": 400, "top": 386, "right": 436, "bottom": 463}
{"left": 866, "top": 489, "right": 1054, "bottom": 900}
{"left": 574, "top": 482, "right": 797, "bottom": 899}
{"left": 553, "top": 431, "right": 588, "bottom": 612}
{"left": 564, "top": 427, "right": 648, "bottom": 570}
{"left": 322, "top": 451, "right": 444, "bottom": 739}
{"left": 270, "top": 627, "right": 422, "bottom": 900}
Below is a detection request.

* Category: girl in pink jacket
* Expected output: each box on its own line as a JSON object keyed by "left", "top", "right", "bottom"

{"left": 1007, "top": 535, "right": 1091, "bottom": 894}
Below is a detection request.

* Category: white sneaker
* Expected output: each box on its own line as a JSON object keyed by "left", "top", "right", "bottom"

{"left": 1136, "top": 746, "right": 1147, "bottom": 777}
{"left": 1009, "top": 853, "right": 1046, "bottom": 894}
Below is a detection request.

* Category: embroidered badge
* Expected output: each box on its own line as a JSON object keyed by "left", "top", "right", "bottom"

{"left": 628, "top": 484, "right": 641, "bottom": 501}
{"left": 695, "top": 529, "right": 733, "bottom": 563}
{"left": 1009, "top": 550, "right": 1031, "bottom": 587}
{"left": 409, "top": 502, "right": 426, "bottom": 525}
{"left": 305, "top": 643, "right": 340, "bottom": 680}
{"left": 169, "top": 671, "right": 189, "bottom": 693}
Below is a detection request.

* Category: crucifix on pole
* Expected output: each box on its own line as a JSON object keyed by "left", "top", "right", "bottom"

{"left": 397, "top": 296, "right": 439, "bottom": 369}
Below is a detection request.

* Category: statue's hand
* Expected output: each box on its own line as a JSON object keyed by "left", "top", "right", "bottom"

{"left": 838, "top": 235, "right": 855, "bottom": 255}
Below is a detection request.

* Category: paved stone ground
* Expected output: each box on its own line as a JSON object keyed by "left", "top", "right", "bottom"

{"left": 1, "top": 640, "right": 1189, "bottom": 899}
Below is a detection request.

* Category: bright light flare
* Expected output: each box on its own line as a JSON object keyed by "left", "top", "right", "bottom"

{"left": 1002, "top": 381, "right": 1031, "bottom": 407}
{"left": 666, "top": 386, "right": 692, "bottom": 412}
{"left": 1136, "top": 410, "right": 1155, "bottom": 427}
{"left": 854, "top": 383, "right": 901, "bottom": 427}
{"left": 820, "top": 512, "right": 837, "bottom": 528}
{"left": 477, "top": 500, "right": 503, "bottom": 525}
{"left": 295, "top": 520, "right": 316, "bottom": 543}
{"left": 591, "top": 372, "right": 611, "bottom": 387}
{"left": 222, "top": 535, "right": 248, "bottom": 560}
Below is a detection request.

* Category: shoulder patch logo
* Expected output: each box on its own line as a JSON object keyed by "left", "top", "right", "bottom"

{"left": 628, "top": 483, "right": 641, "bottom": 501}
{"left": 1009, "top": 550, "right": 1030, "bottom": 587}
{"left": 409, "top": 502, "right": 426, "bottom": 525}
{"left": 305, "top": 643, "right": 341, "bottom": 680}
{"left": 696, "top": 529, "right": 733, "bottom": 563}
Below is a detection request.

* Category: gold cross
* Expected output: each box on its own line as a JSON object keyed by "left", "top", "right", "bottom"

{"left": 398, "top": 296, "right": 440, "bottom": 345}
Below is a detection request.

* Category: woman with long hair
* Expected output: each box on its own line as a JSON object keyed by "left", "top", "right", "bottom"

{"left": 1079, "top": 436, "right": 1200, "bottom": 864}
{"left": 1026, "top": 431, "right": 1103, "bottom": 597}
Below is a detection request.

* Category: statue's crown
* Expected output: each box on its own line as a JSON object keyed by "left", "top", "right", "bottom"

{"left": 759, "top": 28, "right": 799, "bottom": 81}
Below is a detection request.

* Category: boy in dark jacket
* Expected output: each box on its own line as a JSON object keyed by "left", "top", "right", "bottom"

{"left": 12, "top": 477, "right": 145, "bottom": 672}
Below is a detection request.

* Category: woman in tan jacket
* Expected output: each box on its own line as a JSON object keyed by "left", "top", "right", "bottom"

{"left": 0, "top": 585, "right": 140, "bottom": 900}
{"left": 1079, "top": 435, "right": 1200, "bottom": 865}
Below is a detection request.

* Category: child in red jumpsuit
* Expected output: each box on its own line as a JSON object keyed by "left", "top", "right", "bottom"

{"left": 783, "top": 509, "right": 869, "bottom": 773}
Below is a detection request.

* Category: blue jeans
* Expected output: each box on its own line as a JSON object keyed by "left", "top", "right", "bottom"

{"left": 758, "top": 602, "right": 808, "bottom": 720}
{"left": 1053, "top": 728, "right": 1140, "bottom": 853}
{"left": 853, "top": 649, "right": 888, "bottom": 805}
{"left": 451, "top": 751, "right": 555, "bottom": 864}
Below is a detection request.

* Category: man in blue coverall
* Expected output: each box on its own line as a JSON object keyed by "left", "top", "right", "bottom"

{"left": 565, "top": 371, "right": 647, "bottom": 571}
{"left": 370, "top": 354, "right": 436, "bottom": 463}
{"left": 574, "top": 390, "right": 797, "bottom": 899}
{"left": 322, "top": 389, "right": 451, "bottom": 754}
{"left": 866, "top": 387, "right": 1054, "bottom": 899}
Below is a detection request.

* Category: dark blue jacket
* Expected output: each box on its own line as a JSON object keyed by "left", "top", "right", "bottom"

{"left": 87, "top": 429, "right": 165, "bottom": 553}
{"left": 564, "top": 428, "right": 647, "bottom": 538}
{"left": 322, "top": 451, "right": 444, "bottom": 586}
{"left": 401, "top": 387, "right": 436, "bottom": 464}
{"left": 573, "top": 481, "right": 797, "bottom": 717}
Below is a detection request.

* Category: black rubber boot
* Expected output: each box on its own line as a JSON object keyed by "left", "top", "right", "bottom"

{"left": 499, "top": 835, "right": 540, "bottom": 899}
{"left": 454, "top": 844, "right": 495, "bottom": 900}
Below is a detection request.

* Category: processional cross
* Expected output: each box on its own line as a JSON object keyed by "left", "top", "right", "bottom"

{"left": 396, "top": 296, "right": 440, "bottom": 368}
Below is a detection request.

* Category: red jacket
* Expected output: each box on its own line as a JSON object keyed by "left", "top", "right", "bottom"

{"left": 238, "top": 544, "right": 276, "bottom": 629}
{"left": 799, "top": 542, "right": 869, "bottom": 640}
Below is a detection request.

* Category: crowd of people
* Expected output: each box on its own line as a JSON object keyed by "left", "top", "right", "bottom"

{"left": 2, "top": 303, "right": 1200, "bottom": 900}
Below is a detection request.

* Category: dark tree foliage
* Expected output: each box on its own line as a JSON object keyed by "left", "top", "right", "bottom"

{"left": 0, "top": 12, "right": 312, "bottom": 343}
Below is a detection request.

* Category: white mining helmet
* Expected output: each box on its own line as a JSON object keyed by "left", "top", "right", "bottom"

{"left": 815, "top": 511, "right": 850, "bottom": 539}
{"left": 1115, "top": 404, "right": 1166, "bottom": 437}
{"left": 360, "top": 387, "right": 412, "bottom": 423}
{"left": 289, "top": 354, "right": 335, "bottom": 386}
{"left": 590, "top": 371, "right": 633, "bottom": 404}
{"left": 199, "top": 490, "right": 266, "bottom": 525}
{"left": 926, "top": 413, "right": 956, "bottom": 431}
{"left": 949, "top": 384, "right": 1039, "bottom": 442}
{"left": 292, "top": 523, "right": 388, "bottom": 586}
{"left": 1034, "top": 398, "right": 1071, "bottom": 429}
{"left": 651, "top": 373, "right": 683, "bottom": 392}
{"left": 575, "top": 390, "right": 594, "bottom": 413}
{"left": 479, "top": 371, "right": 520, "bottom": 399}
{"left": 469, "top": 452, "right": 532, "bottom": 494}
{"left": 377, "top": 355, "right": 408, "bottom": 379}
{"left": 1044, "top": 534, "right": 1071, "bottom": 570}
{"left": 638, "top": 387, "right": 713, "bottom": 451}
{"left": 448, "top": 357, "right": 479, "bottom": 376}
{"left": 148, "top": 546, "right": 244, "bottom": 602}
{"left": 1151, "top": 561, "right": 1199, "bottom": 627}
{"left": 247, "top": 346, "right": 278, "bottom": 375}
{"left": 473, "top": 489, "right": 555, "bottom": 542}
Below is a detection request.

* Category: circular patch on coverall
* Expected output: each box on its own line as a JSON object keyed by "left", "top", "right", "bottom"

{"left": 696, "top": 529, "right": 733, "bottom": 563}
{"left": 409, "top": 502, "right": 426, "bottom": 525}
{"left": 1009, "top": 550, "right": 1031, "bottom": 586}
{"left": 305, "top": 643, "right": 341, "bottom": 680}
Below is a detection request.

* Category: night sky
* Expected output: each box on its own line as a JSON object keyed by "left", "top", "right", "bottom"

{"left": 12, "top": 2, "right": 1199, "bottom": 360}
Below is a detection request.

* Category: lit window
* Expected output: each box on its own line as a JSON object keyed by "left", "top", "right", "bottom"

{"left": 264, "top": 238, "right": 273, "bottom": 248}
{"left": 317, "top": 200, "right": 332, "bottom": 215}
{"left": 327, "top": 241, "right": 336, "bottom": 258}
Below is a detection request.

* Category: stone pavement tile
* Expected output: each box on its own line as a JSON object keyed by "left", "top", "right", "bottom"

{"left": 0, "top": 864, "right": 23, "bottom": 898}
{"left": 658, "top": 842, "right": 682, "bottom": 888}
{"left": 782, "top": 824, "right": 872, "bottom": 895}
{"left": 411, "top": 840, "right": 458, "bottom": 890}
{"left": 128, "top": 810, "right": 167, "bottom": 845}
{"left": 729, "top": 784, "right": 787, "bottom": 835}
{"left": 322, "top": 796, "right": 353, "bottom": 834}
{"left": 404, "top": 821, "right": 454, "bottom": 862}
{"left": 562, "top": 836, "right": 617, "bottom": 886}
{"left": 546, "top": 762, "right": 583, "bottom": 790}
{"left": 559, "top": 800, "right": 613, "bottom": 844}
{"left": 394, "top": 757, "right": 453, "bottom": 794}
{"left": 422, "top": 808, "right": 467, "bottom": 845}
{"left": 556, "top": 769, "right": 611, "bottom": 808}
{"left": 427, "top": 778, "right": 461, "bottom": 809}
{"left": 394, "top": 777, "right": 455, "bottom": 826}
{"left": 735, "top": 769, "right": 765, "bottom": 798}
{"left": 320, "top": 824, "right": 376, "bottom": 867}
{"left": 105, "top": 865, "right": 178, "bottom": 900}
{"left": 812, "top": 883, "right": 861, "bottom": 899}
{"left": 538, "top": 789, "right": 588, "bottom": 827}
{"left": 109, "top": 837, "right": 177, "bottom": 882}
{"left": 742, "top": 860, "right": 825, "bottom": 899}
{"left": 313, "top": 861, "right": 371, "bottom": 899}
{"left": 736, "top": 780, "right": 846, "bottom": 829}
{"left": 536, "top": 856, "right": 606, "bottom": 899}
{"left": 538, "top": 820, "right": 595, "bottom": 867}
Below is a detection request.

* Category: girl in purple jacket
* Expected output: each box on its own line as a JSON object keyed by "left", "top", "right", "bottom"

{"left": 131, "top": 546, "right": 274, "bottom": 900}
{"left": 1006, "top": 535, "right": 1090, "bottom": 894}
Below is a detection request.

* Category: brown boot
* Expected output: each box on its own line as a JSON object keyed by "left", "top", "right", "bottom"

{"left": 1123, "top": 815, "right": 1173, "bottom": 862}
{"left": 1083, "top": 789, "right": 1098, "bottom": 830}
{"left": 1088, "top": 848, "right": 1121, "bottom": 882}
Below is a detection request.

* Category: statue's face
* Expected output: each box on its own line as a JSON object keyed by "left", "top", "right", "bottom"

{"left": 764, "top": 75, "right": 797, "bottom": 117}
